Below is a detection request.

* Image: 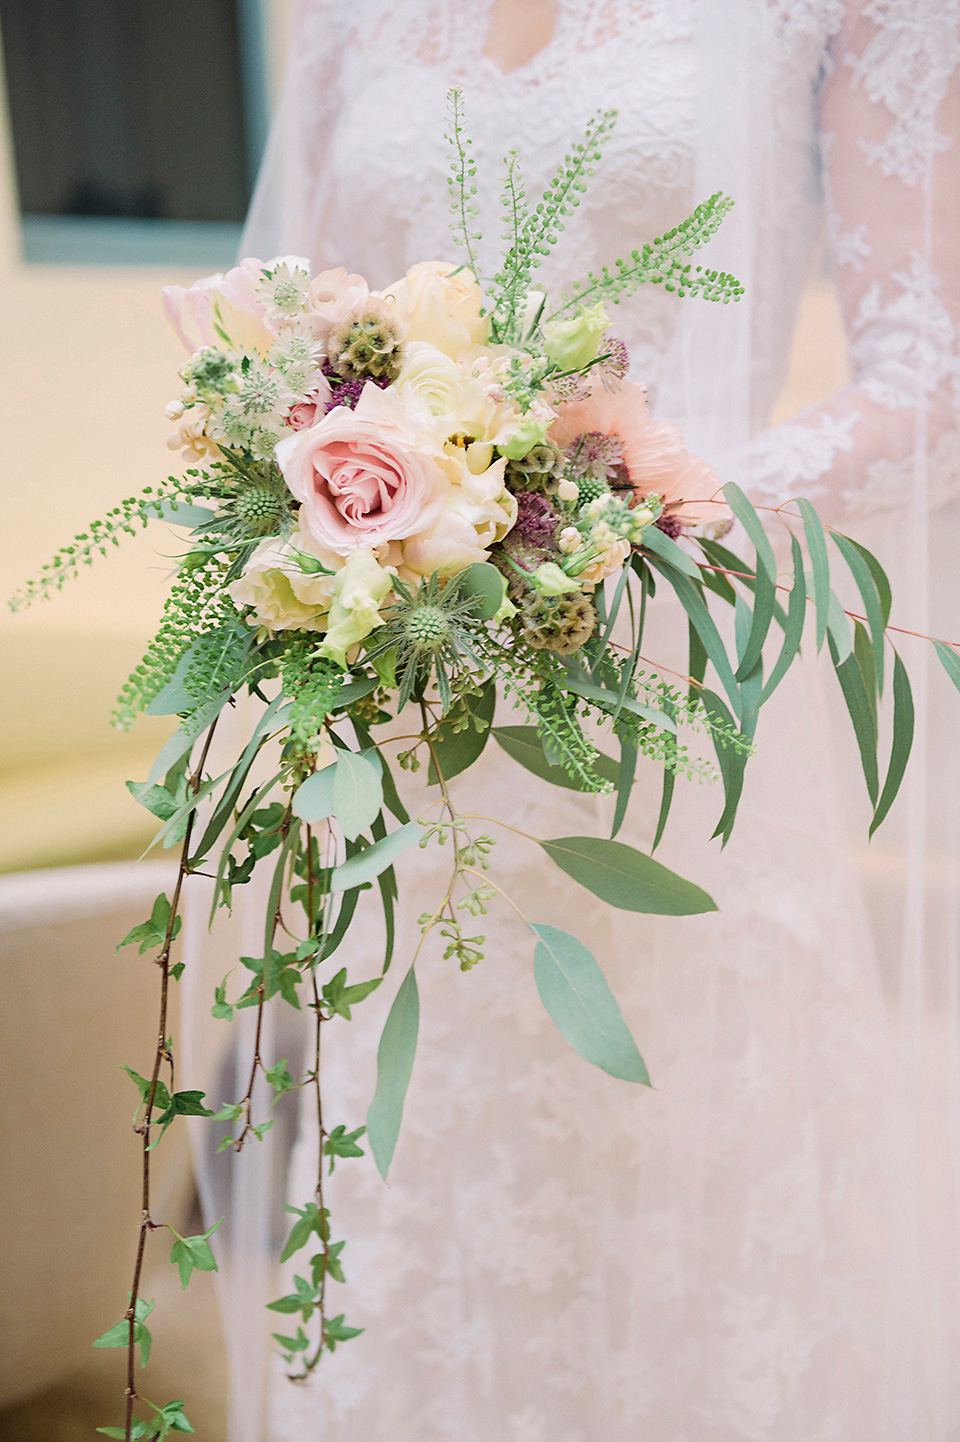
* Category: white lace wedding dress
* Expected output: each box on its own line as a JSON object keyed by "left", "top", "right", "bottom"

{"left": 202, "top": 3, "right": 960, "bottom": 1439}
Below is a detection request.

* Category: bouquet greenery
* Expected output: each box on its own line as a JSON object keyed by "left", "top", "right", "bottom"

{"left": 10, "top": 94, "right": 953, "bottom": 1441}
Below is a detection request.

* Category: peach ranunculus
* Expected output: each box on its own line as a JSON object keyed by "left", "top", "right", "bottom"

{"left": 304, "top": 268, "right": 370, "bottom": 350}
{"left": 380, "top": 262, "right": 489, "bottom": 359}
{"left": 550, "top": 379, "right": 723, "bottom": 528}
{"left": 275, "top": 382, "right": 448, "bottom": 556}
{"left": 162, "top": 258, "right": 279, "bottom": 356}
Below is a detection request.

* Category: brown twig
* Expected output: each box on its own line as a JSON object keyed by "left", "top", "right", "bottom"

{"left": 123, "top": 719, "right": 218, "bottom": 1440}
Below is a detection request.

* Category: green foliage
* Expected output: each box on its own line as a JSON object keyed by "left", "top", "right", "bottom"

{"left": 531, "top": 923, "right": 650, "bottom": 1084}
{"left": 490, "top": 106, "right": 618, "bottom": 342}
{"left": 280, "top": 639, "right": 346, "bottom": 750}
{"left": 98, "top": 1399, "right": 195, "bottom": 1439}
{"left": 320, "top": 968, "right": 381, "bottom": 1021}
{"left": 445, "top": 87, "right": 481, "bottom": 279}
{"left": 493, "top": 724, "right": 620, "bottom": 790}
{"left": 546, "top": 192, "right": 743, "bottom": 322}
{"left": 113, "top": 559, "right": 249, "bottom": 729}
{"left": 366, "top": 966, "right": 420, "bottom": 1178}
{"left": 93, "top": 1296, "right": 154, "bottom": 1367}
{"left": 169, "top": 1219, "right": 222, "bottom": 1289}
{"left": 7, "top": 477, "right": 211, "bottom": 611}
{"left": 331, "top": 750, "right": 384, "bottom": 841}
{"left": 539, "top": 835, "right": 718, "bottom": 915}
{"left": 324, "top": 1124, "right": 366, "bottom": 1171}
{"left": 330, "top": 822, "right": 421, "bottom": 892}
{"left": 116, "top": 892, "right": 180, "bottom": 954}
{"left": 426, "top": 675, "right": 497, "bottom": 783}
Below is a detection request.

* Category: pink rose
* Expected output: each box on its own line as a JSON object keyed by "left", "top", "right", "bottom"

{"left": 287, "top": 378, "right": 333, "bottom": 431}
{"left": 162, "top": 257, "right": 275, "bottom": 355}
{"left": 275, "top": 383, "right": 447, "bottom": 555}
{"left": 305, "top": 268, "right": 370, "bottom": 348}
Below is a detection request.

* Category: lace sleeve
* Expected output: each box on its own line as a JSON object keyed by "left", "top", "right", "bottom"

{"left": 743, "top": 2, "right": 960, "bottom": 527}
{"left": 239, "top": 1, "right": 355, "bottom": 265}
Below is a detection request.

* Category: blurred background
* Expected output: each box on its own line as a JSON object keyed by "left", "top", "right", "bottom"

{"left": 0, "top": 3, "right": 847, "bottom": 1437}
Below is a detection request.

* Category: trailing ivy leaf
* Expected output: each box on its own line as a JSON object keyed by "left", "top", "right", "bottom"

{"left": 493, "top": 725, "right": 620, "bottom": 790}
{"left": 149, "top": 1400, "right": 195, "bottom": 1438}
{"left": 870, "top": 650, "right": 915, "bottom": 836}
{"left": 116, "top": 893, "right": 180, "bottom": 955}
{"left": 330, "top": 823, "right": 421, "bottom": 892}
{"left": 427, "top": 677, "right": 497, "bottom": 784}
{"left": 530, "top": 923, "right": 650, "bottom": 1084}
{"left": 280, "top": 1202, "right": 328, "bottom": 1263}
{"left": 331, "top": 750, "right": 383, "bottom": 841}
{"left": 121, "top": 1066, "right": 172, "bottom": 1117}
{"left": 169, "top": 1218, "right": 222, "bottom": 1289}
{"left": 237, "top": 950, "right": 303, "bottom": 1010}
{"left": 324, "top": 1123, "right": 366, "bottom": 1171}
{"left": 324, "top": 1313, "right": 365, "bottom": 1350}
{"left": 291, "top": 764, "right": 337, "bottom": 824}
{"left": 366, "top": 966, "right": 420, "bottom": 1178}
{"left": 211, "top": 974, "right": 234, "bottom": 1022}
{"left": 154, "top": 1089, "right": 214, "bottom": 1131}
{"left": 723, "top": 481, "right": 777, "bottom": 581}
{"left": 272, "top": 1325, "right": 310, "bottom": 1357}
{"left": 795, "top": 497, "right": 830, "bottom": 650}
{"left": 319, "top": 1239, "right": 347, "bottom": 1285}
{"left": 539, "top": 835, "right": 717, "bottom": 915}
{"left": 93, "top": 1296, "right": 154, "bottom": 1367}
{"left": 321, "top": 967, "right": 382, "bottom": 1020}
{"left": 265, "top": 1059, "right": 295, "bottom": 1098}
{"left": 267, "top": 1273, "right": 318, "bottom": 1321}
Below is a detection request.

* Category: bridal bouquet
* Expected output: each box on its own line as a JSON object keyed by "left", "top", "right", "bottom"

{"left": 11, "top": 96, "right": 946, "bottom": 1440}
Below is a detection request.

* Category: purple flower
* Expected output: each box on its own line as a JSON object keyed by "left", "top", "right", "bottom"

{"left": 514, "top": 492, "right": 560, "bottom": 549}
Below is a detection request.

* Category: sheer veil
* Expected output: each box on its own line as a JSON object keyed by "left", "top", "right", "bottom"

{"left": 183, "top": 2, "right": 960, "bottom": 1437}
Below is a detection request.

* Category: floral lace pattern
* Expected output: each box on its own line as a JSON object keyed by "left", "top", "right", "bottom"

{"left": 226, "top": 2, "right": 960, "bottom": 1438}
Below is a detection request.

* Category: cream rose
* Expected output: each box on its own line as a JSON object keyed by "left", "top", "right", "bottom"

{"left": 380, "top": 262, "right": 489, "bottom": 359}
{"left": 227, "top": 526, "right": 344, "bottom": 632}
{"left": 402, "top": 454, "right": 517, "bottom": 577}
{"left": 275, "top": 383, "right": 448, "bottom": 555}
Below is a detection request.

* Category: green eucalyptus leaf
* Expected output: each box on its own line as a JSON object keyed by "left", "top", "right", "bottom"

{"left": 833, "top": 530, "right": 886, "bottom": 694}
{"left": 531, "top": 923, "right": 650, "bottom": 1084}
{"left": 454, "top": 561, "right": 506, "bottom": 619}
{"left": 330, "top": 822, "right": 421, "bottom": 892}
{"left": 427, "top": 677, "right": 496, "bottom": 784}
{"left": 331, "top": 750, "right": 383, "bottom": 841}
{"left": 291, "top": 764, "right": 337, "bottom": 824}
{"left": 870, "top": 650, "right": 914, "bottom": 836}
{"left": 723, "top": 481, "right": 777, "bottom": 581}
{"left": 934, "top": 640, "right": 960, "bottom": 694}
{"left": 493, "top": 725, "right": 620, "bottom": 790}
{"left": 760, "top": 534, "right": 806, "bottom": 705}
{"left": 795, "top": 497, "right": 830, "bottom": 650}
{"left": 639, "top": 522, "right": 702, "bottom": 578}
{"left": 647, "top": 559, "right": 742, "bottom": 720}
{"left": 830, "top": 634, "right": 879, "bottom": 806}
{"left": 539, "top": 835, "right": 717, "bottom": 915}
{"left": 366, "top": 966, "right": 420, "bottom": 1178}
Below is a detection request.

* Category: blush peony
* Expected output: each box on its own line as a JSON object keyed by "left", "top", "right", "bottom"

{"left": 275, "top": 383, "right": 448, "bottom": 555}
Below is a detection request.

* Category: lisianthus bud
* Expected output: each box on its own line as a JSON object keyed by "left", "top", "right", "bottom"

{"left": 542, "top": 302, "right": 610, "bottom": 372}
{"left": 531, "top": 561, "right": 580, "bottom": 596}
{"left": 498, "top": 414, "right": 551, "bottom": 462}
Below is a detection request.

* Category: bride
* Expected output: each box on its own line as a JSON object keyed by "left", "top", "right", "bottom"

{"left": 189, "top": 3, "right": 960, "bottom": 1438}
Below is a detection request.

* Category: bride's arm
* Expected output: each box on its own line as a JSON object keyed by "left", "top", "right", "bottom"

{"left": 743, "top": 3, "right": 960, "bottom": 527}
